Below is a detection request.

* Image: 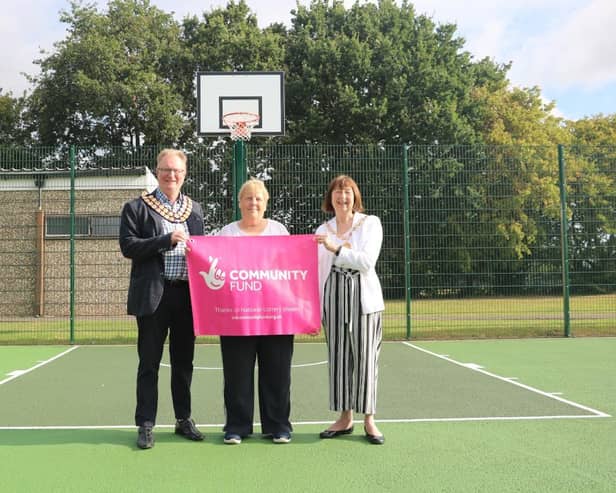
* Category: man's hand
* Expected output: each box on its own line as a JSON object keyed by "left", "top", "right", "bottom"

{"left": 170, "top": 229, "right": 188, "bottom": 246}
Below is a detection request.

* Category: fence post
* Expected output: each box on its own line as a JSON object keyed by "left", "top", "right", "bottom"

{"left": 402, "top": 144, "right": 412, "bottom": 339}
{"left": 69, "top": 146, "right": 76, "bottom": 344}
{"left": 232, "top": 141, "right": 248, "bottom": 220}
{"left": 558, "top": 144, "right": 571, "bottom": 337}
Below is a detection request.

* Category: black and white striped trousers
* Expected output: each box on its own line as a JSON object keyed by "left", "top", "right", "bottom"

{"left": 323, "top": 266, "right": 382, "bottom": 414}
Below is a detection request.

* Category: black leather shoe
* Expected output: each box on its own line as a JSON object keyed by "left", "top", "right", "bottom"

{"left": 175, "top": 418, "right": 204, "bottom": 441}
{"left": 137, "top": 422, "right": 154, "bottom": 449}
{"left": 364, "top": 426, "right": 385, "bottom": 445}
{"left": 319, "top": 426, "right": 354, "bottom": 439}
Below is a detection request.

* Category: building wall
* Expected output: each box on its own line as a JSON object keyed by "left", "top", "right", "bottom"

{"left": 0, "top": 188, "right": 141, "bottom": 317}
{"left": 0, "top": 190, "right": 39, "bottom": 317}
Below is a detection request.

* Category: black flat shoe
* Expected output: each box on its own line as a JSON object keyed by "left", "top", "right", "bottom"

{"left": 319, "top": 426, "right": 354, "bottom": 439}
{"left": 364, "top": 426, "right": 385, "bottom": 445}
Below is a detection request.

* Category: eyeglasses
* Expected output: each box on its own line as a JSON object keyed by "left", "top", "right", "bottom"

{"left": 157, "top": 168, "right": 186, "bottom": 175}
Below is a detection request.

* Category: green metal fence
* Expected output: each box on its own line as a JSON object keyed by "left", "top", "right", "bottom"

{"left": 0, "top": 144, "right": 614, "bottom": 344}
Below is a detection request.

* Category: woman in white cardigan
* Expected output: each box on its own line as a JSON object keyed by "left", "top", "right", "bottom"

{"left": 315, "top": 175, "right": 385, "bottom": 445}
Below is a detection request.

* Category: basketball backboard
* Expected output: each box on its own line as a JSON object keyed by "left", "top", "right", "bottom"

{"left": 197, "top": 71, "right": 285, "bottom": 137}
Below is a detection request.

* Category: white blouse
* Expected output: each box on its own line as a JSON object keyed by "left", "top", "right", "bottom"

{"left": 315, "top": 212, "right": 385, "bottom": 315}
{"left": 218, "top": 219, "right": 289, "bottom": 237}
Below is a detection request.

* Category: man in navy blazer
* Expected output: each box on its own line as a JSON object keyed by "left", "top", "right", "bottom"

{"left": 120, "top": 149, "right": 205, "bottom": 449}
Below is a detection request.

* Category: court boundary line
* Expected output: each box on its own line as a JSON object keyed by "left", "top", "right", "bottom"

{"left": 403, "top": 341, "right": 611, "bottom": 418}
{"left": 0, "top": 346, "right": 80, "bottom": 386}
{"left": 0, "top": 412, "right": 609, "bottom": 431}
{"left": 1, "top": 342, "right": 611, "bottom": 430}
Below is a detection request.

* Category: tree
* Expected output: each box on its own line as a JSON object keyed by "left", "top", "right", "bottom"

{"left": 0, "top": 90, "right": 45, "bottom": 172}
{"left": 28, "top": 0, "right": 186, "bottom": 149}
{"left": 471, "top": 85, "right": 570, "bottom": 253}
{"left": 569, "top": 114, "right": 616, "bottom": 146}
{"left": 0, "top": 90, "right": 30, "bottom": 145}
{"left": 284, "top": 0, "right": 507, "bottom": 144}
{"left": 565, "top": 115, "right": 616, "bottom": 294}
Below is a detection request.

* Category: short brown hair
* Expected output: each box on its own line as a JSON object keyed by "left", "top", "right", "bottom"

{"left": 321, "top": 175, "right": 364, "bottom": 213}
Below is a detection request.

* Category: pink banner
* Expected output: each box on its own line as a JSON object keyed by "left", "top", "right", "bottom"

{"left": 186, "top": 235, "right": 321, "bottom": 336}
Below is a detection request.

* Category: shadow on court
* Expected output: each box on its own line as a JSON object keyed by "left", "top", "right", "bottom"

{"left": 0, "top": 429, "right": 135, "bottom": 448}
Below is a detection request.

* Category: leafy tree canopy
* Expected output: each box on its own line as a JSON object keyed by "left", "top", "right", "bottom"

{"left": 12, "top": 0, "right": 615, "bottom": 148}
{"left": 28, "top": 0, "right": 185, "bottom": 148}
{"left": 0, "top": 90, "right": 30, "bottom": 145}
{"left": 569, "top": 114, "right": 616, "bottom": 146}
{"left": 284, "top": 0, "right": 508, "bottom": 144}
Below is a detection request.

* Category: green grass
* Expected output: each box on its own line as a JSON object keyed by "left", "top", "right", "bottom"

{"left": 1, "top": 294, "right": 614, "bottom": 344}
{"left": 386, "top": 293, "right": 615, "bottom": 314}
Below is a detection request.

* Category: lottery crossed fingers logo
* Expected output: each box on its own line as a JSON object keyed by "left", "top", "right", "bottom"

{"left": 199, "top": 256, "right": 226, "bottom": 290}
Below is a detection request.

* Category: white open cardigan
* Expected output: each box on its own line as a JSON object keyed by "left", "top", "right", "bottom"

{"left": 315, "top": 212, "right": 385, "bottom": 316}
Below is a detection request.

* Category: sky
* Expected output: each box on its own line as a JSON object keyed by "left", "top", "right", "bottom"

{"left": 2, "top": 0, "right": 615, "bottom": 121}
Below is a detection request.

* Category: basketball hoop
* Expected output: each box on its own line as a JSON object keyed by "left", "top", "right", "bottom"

{"left": 223, "top": 112, "right": 260, "bottom": 141}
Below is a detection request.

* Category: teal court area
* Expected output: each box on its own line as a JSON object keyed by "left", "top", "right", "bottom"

{"left": 0, "top": 342, "right": 606, "bottom": 429}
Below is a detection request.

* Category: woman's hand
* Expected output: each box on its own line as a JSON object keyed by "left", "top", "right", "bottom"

{"left": 307, "top": 326, "right": 321, "bottom": 337}
{"left": 314, "top": 234, "right": 338, "bottom": 254}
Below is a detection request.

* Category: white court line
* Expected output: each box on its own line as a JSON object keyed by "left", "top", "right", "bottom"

{"left": 291, "top": 360, "right": 328, "bottom": 368}
{"left": 0, "top": 346, "right": 80, "bottom": 386}
{"left": 1, "top": 342, "right": 610, "bottom": 430}
{"left": 0, "top": 424, "right": 224, "bottom": 430}
{"left": 1, "top": 412, "right": 609, "bottom": 431}
{"left": 403, "top": 341, "right": 611, "bottom": 418}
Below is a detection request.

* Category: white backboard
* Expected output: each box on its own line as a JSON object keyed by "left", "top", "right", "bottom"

{"left": 197, "top": 71, "right": 285, "bottom": 136}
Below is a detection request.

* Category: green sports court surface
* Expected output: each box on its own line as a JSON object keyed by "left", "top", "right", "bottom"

{"left": 1, "top": 339, "right": 615, "bottom": 492}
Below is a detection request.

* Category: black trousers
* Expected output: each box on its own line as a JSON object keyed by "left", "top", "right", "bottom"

{"left": 135, "top": 282, "right": 196, "bottom": 426}
{"left": 220, "top": 334, "right": 294, "bottom": 436}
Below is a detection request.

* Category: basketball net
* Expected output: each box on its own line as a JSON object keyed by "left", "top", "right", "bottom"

{"left": 223, "top": 112, "right": 260, "bottom": 141}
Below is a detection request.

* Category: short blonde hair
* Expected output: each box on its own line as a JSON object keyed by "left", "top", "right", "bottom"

{"left": 238, "top": 178, "right": 270, "bottom": 202}
{"left": 157, "top": 149, "right": 187, "bottom": 168}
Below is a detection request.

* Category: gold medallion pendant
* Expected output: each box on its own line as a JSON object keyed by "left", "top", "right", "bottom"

{"left": 141, "top": 191, "right": 193, "bottom": 223}
{"left": 325, "top": 216, "right": 367, "bottom": 249}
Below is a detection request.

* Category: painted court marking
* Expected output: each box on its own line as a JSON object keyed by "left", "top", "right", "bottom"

{"left": 0, "top": 342, "right": 610, "bottom": 430}
{"left": 403, "top": 341, "right": 611, "bottom": 419}
{"left": 0, "top": 346, "right": 79, "bottom": 386}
